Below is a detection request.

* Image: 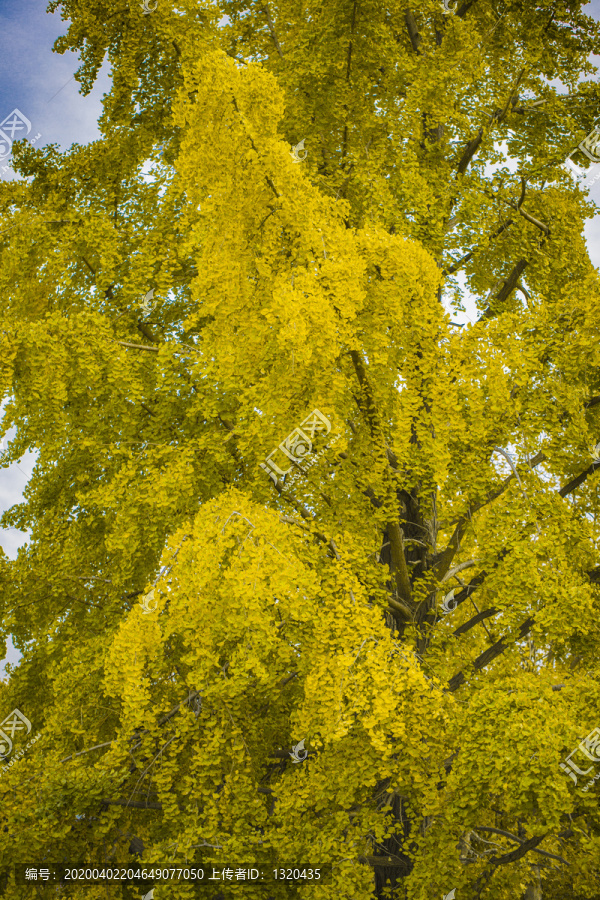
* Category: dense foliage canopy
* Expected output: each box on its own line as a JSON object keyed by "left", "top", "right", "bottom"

{"left": 2, "top": 0, "right": 600, "bottom": 897}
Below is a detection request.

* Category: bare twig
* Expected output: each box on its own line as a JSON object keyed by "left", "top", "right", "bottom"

{"left": 100, "top": 798, "right": 163, "bottom": 810}
{"left": 441, "top": 560, "right": 476, "bottom": 583}
{"left": 261, "top": 4, "right": 284, "bottom": 58}
{"left": 114, "top": 341, "right": 159, "bottom": 352}
{"left": 61, "top": 741, "right": 114, "bottom": 763}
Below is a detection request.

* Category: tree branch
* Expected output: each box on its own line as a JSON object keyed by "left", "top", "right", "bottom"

{"left": 474, "top": 827, "right": 569, "bottom": 865}
{"left": 480, "top": 257, "right": 528, "bottom": 318}
{"left": 137, "top": 322, "right": 161, "bottom": 343}
{"left": 457, "top": 69, "right": 526, "bottom": 175}
{"left": 350, "top": 349, "right": 381, "bottom": 437}
{"left": 81, "top": 256, "right": 96, "bottom": 275}
{"left": 559, "top": 460, "right": 600, "bottom": 497}
{"left": 388, "top": 596, "right": 414, "bottom": 622}
{"left": 61, "top": 741, "right": 114, "bottom": 763}
{"left": 490, "top": 832, "right": 546, "bottom": 865}
{"left": 387, "top": 522, "right": 413, "bottom": 605}
{"left": 448, "top": 617, "right": 534, "bottom": 692}
{"left": 456, "top": 0, "right": 476, "bottom": 17}
{"left": 231, "top": 95, "right": 280, "bottom": 198}
{"left": 472, "top": 832, "right": 547, "bottom": 897}
{"left": 431, "top": 516, "right": 469, "bottom": 583}
{"left": 261, "top": 4, "right": 284, "bottom": 58}
{"left": 346, "top": 0, "right": 358, "bottom": 80}
{"left": 404, "top": 10, "right": 421, "bottom": 54}
{"left": 127, "top": 689, "right": 201, "bottom": 751}
{"left": 434, "top": 451, "right": 545, "bottom": 604}
{"left": 441, "top": 559, "right": 476, "bottom": 583}
{"left": 518, "top": 206, "right": 550, "bottom": 235}
{"left": 453, "top": 606, "right": 497, "bottom": 637}
{"left": 444, "top": 219, "right": 514, "bottom": 276}
{"left": 457, "top": 127, "right": 484, "bottom": 175}
{"left": 100, "top": 798, "right": 163, "bottom": 810}
{"left": 114, "top": 341, "right": 159, "bottom": 352}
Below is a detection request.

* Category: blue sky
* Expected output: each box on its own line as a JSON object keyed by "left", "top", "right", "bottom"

{"left": 0, "top": 0, "right": 600, "bottom": 677}
{"left": 0, "top": 0, "right": 110, "bottom": 677}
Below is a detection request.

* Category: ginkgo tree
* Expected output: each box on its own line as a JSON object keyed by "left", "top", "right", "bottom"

{"left": 1, "top": 0, "right": 600, "bottom": 898}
